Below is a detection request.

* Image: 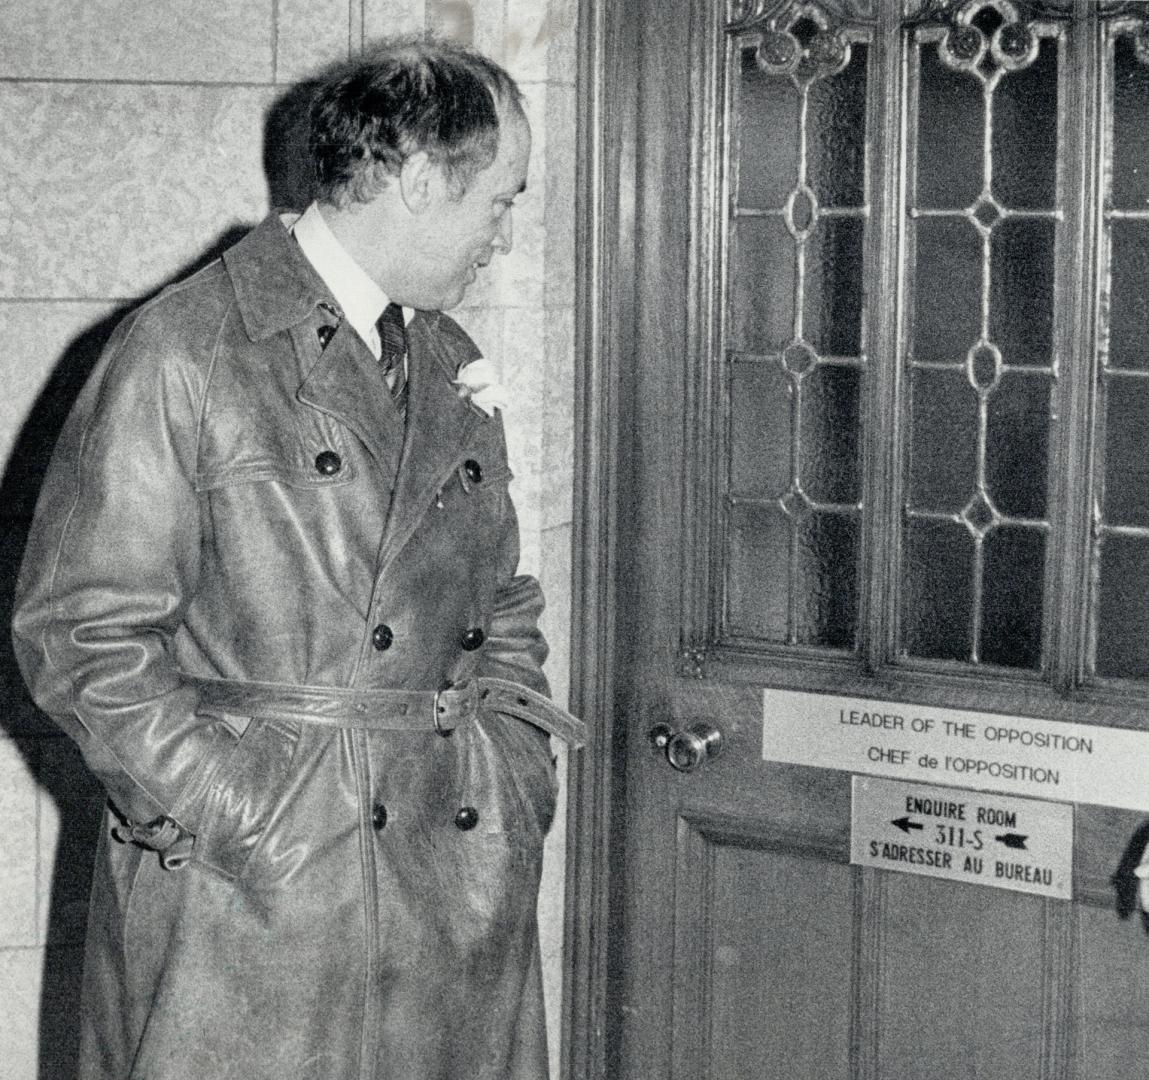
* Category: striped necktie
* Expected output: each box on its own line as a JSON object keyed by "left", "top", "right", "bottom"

{"left": 376, "top": 302, "right": 408, "bottom": 416}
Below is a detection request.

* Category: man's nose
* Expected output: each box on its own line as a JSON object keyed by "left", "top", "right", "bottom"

{"left": 493, "top": 212, "right": 513, "bottom": 254}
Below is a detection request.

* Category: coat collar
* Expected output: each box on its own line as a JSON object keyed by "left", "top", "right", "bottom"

{"left": 221, "top": 213, "right": 330, "bottom": 341}
{"left": 224, "top": 212, "right": 448, "bottom": 343}
{"left": 223, "top": 213, "right": 489, "bottom": 561}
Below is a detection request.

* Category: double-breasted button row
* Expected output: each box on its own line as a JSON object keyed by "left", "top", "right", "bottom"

{"left": 370, "top": 804, "right": 478, "bottom": 832}
{"left": 315, "top": 450, "right": 342, "bottom": 476}
{"left": 454, "top": 807, "right": 479, "bottom": 831}
{"left": 369, "top": 625, "right": 481, "bottom": 652}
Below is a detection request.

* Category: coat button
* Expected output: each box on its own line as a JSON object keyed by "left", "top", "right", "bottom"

{"left": 315, "top": 450, "right": 342, "bottom": 476}
{"left": 454, "top": 806, "right": 479, "bottom": 831}
{"left": 460, "top": 627, "right": 485, "bottom": 651}
{"left": 372, "top": 804, "right": 387, "bottom": 830}
{"left": 463, "top": 459, "right": 483, "bottom": 483}
{"left": 372, "top": 624, "right": 394, "bottom": 651}
{"left": 317, "top": 325, "right": 336, "bottom": 348}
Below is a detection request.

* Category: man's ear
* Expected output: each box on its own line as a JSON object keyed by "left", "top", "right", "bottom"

{"left": 399, "top": 150, "right": 447, "bottom": 213}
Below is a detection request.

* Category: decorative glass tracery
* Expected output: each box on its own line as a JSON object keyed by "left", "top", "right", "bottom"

{"left": 901, "top": 0, "right": 1063, "bottom": 669}
{"left": 723, "top": 1, "right": 871, "bottom": 650}
{"left": 710, "top": 0, "right": 1149, "bottom": 693}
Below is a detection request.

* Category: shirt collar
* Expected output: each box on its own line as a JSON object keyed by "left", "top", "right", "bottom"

{"left": 292, "top": 202, "right": 411, "bottom": 350}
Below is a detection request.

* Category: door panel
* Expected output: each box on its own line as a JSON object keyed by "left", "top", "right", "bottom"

{"left": 1077, "top": 906, "right": 1149, "bottom": 1079}
{"left": 696, "top": 835, "right": 855, "bottom": 1080}
{"left": 577, "top": 0, "right": 1149, "bottom": 1078}
{"left": 879, "top": 877, "right": 1050, "bottom": 1080}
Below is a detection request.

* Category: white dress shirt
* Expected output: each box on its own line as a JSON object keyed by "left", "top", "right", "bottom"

{"left": 291, "top": 202, "right": 411, "bottom": 366}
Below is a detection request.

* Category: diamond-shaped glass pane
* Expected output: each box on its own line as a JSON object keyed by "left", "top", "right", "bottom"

{"left": 962, "top": 491, "right": 998, "bottom": 536}
{"left": 780, "top": 488, "right": 810, "bottom": 520}
{"left": 973, "top": 198, "right": 1003, "bottom": 230}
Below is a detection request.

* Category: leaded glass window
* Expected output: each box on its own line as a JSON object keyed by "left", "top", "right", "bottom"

{"left": 725, "top": 11, "right": 870, "bottom": 650}
{"left": 904, "top": 6, "right": 1061, "bottom": 669}
{"left": 706, "top": 0, "right": 1149, "bottom": 700}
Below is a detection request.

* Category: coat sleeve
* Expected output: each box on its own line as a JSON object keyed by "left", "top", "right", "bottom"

{"left": 11, "top": 310, "right": 232, "bottom": 857}
{"left": 474, "top": 479, "right": 551, "bottom": 699}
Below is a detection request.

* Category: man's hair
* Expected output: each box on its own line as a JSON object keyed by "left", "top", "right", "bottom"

{"left": 309, "top": 38, "right": 525, "bottom": 208}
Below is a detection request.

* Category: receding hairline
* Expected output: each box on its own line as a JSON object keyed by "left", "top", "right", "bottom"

{"left": 307, "top": 37, "right": 529, "bottom": 206}
{"left": 361, "top": 36, "right": 526, "bottom": 110}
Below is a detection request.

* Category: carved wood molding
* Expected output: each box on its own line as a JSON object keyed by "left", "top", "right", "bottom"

{"left": 905, "top": 0, "right": 1149, "bottom": 23}
{"left": 679, "top": 0, "right": 726, "bottom": 667}
{"left": 729, "top": 0, "right": 879, "bottom": 30}
{"left": 563, "top": 1, "right": 628, "bottom": 1077}
{"left": 905, "top": 0, "right": 1072, "bottom": 24}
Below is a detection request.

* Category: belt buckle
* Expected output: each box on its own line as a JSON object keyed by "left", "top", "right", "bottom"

{"left": 433, "top": 680, "right": 476, "bottom": 736}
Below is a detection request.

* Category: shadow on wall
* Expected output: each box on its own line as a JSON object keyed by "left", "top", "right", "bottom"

{"left": 0, "top": 79, "right": 317, "bottom": 1080}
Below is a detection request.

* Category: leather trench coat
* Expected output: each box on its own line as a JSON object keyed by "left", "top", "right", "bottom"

{"left": 12, "top": 213, "right": 581, "bottom": 1080}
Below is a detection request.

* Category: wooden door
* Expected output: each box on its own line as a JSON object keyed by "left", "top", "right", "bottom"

{"left": 566, "top": 2, "right": 1149, "bottom": 1078}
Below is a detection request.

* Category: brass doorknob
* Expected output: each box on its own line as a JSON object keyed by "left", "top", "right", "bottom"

{"left": 647, "top": 722, "right": 723, "bottom": 773}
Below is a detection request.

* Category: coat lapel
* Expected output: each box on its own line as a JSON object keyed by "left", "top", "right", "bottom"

{"left": 376, "top": 313, "right": 483, "bottom": 572}
{"left": 226, "top": 214, "right": 407, "bottom": 478}
{"left": 295, "top": 319, "right": 406, "bottom": 476}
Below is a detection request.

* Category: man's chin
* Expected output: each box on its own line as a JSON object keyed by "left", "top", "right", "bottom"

{"left": 438, "top": 285, "right": 470, "bottom": 311}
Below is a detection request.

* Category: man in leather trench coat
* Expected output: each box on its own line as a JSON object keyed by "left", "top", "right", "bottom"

{"left": 12, "top": 38, "right": 584, "bottom": 1080}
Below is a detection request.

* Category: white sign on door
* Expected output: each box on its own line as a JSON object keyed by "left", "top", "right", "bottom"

{"left": 851, "top": 776, "right": 1073, "bottom": 899}
{"left": 763, "top": 687, "right": 1149, "bottom": 812}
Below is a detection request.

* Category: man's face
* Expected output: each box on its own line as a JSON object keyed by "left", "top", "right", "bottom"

{"left": 405, "top": 105, "right": 531, "bottom": 311}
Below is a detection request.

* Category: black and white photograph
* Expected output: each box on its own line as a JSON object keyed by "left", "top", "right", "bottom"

{"left": 2, "top": 2, "right": 1149, "bottom": 1078}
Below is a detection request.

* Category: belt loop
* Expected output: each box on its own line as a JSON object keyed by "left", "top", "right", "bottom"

{"left": 433, "top": 687, "right": 453, "bottom": 736}
{"left": 434, "top": 680, "right": 480, "bottom": 736}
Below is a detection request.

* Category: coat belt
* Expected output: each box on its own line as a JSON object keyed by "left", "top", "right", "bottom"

{"left": 189, "top": 675, "right": 587, "bottom": 746}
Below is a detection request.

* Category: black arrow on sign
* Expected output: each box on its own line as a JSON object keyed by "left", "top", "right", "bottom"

{"left": 891, "top": 816, "right": 924, "bottom": 834}
{"left": 995, "top": 833, "right": 1029, "bottom": 850}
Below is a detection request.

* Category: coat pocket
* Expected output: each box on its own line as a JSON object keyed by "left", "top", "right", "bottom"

{"left": 192, "top": 716, "right": 300, "bottom": 883}
{"left": 483, "top": 710, "right": 558, "bottom": 845}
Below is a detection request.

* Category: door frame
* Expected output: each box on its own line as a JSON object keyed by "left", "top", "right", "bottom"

{"left": 562, "top": 0, "right": 634, "bottom": 1077}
